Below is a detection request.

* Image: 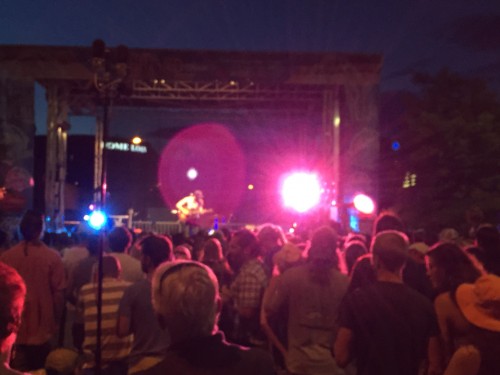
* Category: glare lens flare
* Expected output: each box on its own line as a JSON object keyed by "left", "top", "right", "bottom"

{"left": 281, "top": 172, "right": 321, "bottom": 213}
{"left": 187, "top": 168, "right": 198, "bottom": 180}
{"left": 86, "top": 211, "right": 107, "bottom": 230}
{"left": 353, "top": 194, "right": 375, "bottom": 215}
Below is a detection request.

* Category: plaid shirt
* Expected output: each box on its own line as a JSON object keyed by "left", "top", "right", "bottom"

{"left": 231, "top": 258, "right": 268, "bottom": 310}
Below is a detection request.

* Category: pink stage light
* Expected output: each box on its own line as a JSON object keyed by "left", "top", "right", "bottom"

{"left": 281, "top": 172, "right": 321, "bottom": 213}
{"left": 353, "top": 194, "right": 375, "bottom": 215}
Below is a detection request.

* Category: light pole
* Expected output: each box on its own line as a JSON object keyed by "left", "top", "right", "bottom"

{"left": 91, "top": 39, "right": 128, "bottom": 374}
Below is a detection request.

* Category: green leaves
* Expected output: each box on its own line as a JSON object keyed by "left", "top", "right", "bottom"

{"left": 391, "top": 69, "right": 500, "bottom": 234}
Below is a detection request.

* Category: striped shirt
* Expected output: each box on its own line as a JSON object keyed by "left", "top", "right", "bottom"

{"left": 77, "top": 278, "right": 132, "bottom": 367}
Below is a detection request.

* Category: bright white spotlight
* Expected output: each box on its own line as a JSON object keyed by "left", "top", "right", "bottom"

{"left": 187, "top": 168, "right": 198, "bottom": 180}
{"left": 88, "top": 211, "right": 107, "bottom": 230}
{"left": 281, "top": 172, "right": 321, "bottom": 213}
{"left": 353, "top": 194, "right": 375, "bottom": 215}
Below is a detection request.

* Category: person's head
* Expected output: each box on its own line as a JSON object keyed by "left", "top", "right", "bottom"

{"left": 408, "top": 242, "right": 429, "bottom": 264}
{"left": 193, "top": 190, "right": 204, "bottom": 203}
{"left": 306, "top": 226, "right": 340, "bottom": 284}
{"left": 426, "top": 242, "right": 483, "bottom": 294}
{"left": 173, "top": 245, "right": 192, "bottom": 260}
{"left": 257, "top": 224, "right": 286, "bottom": 251}
{"left": 344, "top": 233, "right": 368, "bottom": 248}
{"left": 373, "top": 211, "right": 405, "bottom": 236}
{"left": 344, "top": 240, "right": 368, "bottom": 275}
{"left": 199, "top": 238, "right": 223, "bottom": 263}
{"left": 139, "top": 234, "right": 173, "bottom": 274}
{"left": 349, "top": 253, "right": 376, "bottom": 292}
{"left": 108, "top": 227, "right": 132, "bottom": 253}
{"left": 438, "top": 228, "right": 461, "bottom": 245}
{"left": 92, "top": 255, "right": 121, "bottom": 281}
{"left": 227, "top": 229, "right": 260, "bottom": 273}
{"left": 45, "top": 348, "right": 82, "bottom": 375}
{"left": 86, "top": 234, "right": 101, "bottom": 257}
{"left": 273, "top": 242, "right": 303, "bottom": 274}
{"left": 152, "top": 261, "right": 220, "bottom": 342}
{"left": 19, "top": 209, "right": 44, "bottom": 242}
{"left": 308, "top": 226, "right": 339, "bottom": 267}
{"left": 371, "top": 230, "right": 409, "bottom": 274}
{"left": 0, "top": 262, "right": 26, "bottom": 352}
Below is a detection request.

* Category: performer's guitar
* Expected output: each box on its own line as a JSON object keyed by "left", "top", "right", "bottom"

{"left": 177, "top": 207, "right": 214, "bottom": 223}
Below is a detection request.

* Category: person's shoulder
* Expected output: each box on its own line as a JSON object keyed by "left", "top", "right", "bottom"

{"left": 0, "top": 242, "right": 22, "bottom": 258}
{"left": 126, "top": 278, "right": 149, "bottom": 294}
{"left": 402, "top": 283, "right": 434, "bottom": 305}
{"left": 278, "top": 263, "right": 308, "bottom": 281}
{"left": 116, "top": 252, "right": 140, "bottom": 264}
{"left": 217, "top": 339, "right": 275, "bottom": 373}
{"left": 79, "top": 282, "right": 95, "bottom": 295}
{"left": 39, "top": 243, "right": 63, "bottom": 259}
{"left": 49, "top": 247, "right": 63, "bottom": 258}
{"left": 434, "top": 291, "right": 454, "bottom": 311}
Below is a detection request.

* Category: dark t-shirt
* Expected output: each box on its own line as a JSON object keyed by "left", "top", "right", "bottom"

{"left": 338, "top": 281, "right": 439, "bottom": 375}
{"left": 136, "top": 332, "right": 275, "bottom": 375}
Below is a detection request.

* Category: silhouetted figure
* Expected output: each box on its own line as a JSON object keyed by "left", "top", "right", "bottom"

{"left": 335, "top": 230, "right": 443, "bottom": 375}
{"left": 117, "top": 234, "right": 173, "bottom": 374}
{"left": 1, "top": 210, "right": 65, "bottom": 371}
{"left": 265, "top": 226, "right": 348, "bottom": 375}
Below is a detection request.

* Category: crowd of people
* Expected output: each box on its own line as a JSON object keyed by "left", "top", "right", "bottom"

{"left": 0, "top": 209, "right": 500, "bottom": 375}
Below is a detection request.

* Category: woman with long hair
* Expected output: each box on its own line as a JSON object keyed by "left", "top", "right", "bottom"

{"left": 264, "top": 226, "right": 348, "bottom": 375}
{"left": 426, "top": 242, "right": 484, "bottom": 361}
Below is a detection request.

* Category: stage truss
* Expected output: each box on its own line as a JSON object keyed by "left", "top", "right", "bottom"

{"left": 0, "top": 45, "right": 382, "bottom": 230}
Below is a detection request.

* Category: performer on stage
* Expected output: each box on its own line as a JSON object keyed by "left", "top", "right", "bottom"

{"left": 175, "top": 190, "right": 206, "bottom": 224}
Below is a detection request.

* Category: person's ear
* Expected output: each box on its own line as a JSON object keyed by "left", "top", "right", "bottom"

{"left": 143, "top": 254, "right": 152, "bottom": 269}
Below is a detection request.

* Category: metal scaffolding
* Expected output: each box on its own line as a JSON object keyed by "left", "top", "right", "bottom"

{"left": 0, "top": 45, "right": 382, "bottom": 231}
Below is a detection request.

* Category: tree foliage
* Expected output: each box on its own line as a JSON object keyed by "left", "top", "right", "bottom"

{"left": 395, "top": 69, "right": 500, "bottom": 234}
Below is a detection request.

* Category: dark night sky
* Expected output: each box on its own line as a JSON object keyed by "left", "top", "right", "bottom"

{"left": 2, "top": 0, "right": 500, "bottom": 137}
{"left": 2, "top": 0, "right": 500, "bottom": 219}
{"left": 2, "top": 0, "right": 500, "bottom": 91}
{"left": 2, "top": 0, "right": 500, "bottom": 132}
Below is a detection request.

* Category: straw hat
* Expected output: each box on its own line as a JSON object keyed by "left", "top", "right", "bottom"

{"left": 456, "top": 274, "right": 500, "bottom": 332}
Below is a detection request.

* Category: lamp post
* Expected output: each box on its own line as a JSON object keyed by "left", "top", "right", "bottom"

{"left": 91, "top": 39, "right": 128, "bottom": 374}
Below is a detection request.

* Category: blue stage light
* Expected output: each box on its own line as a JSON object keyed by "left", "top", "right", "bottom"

{"left": 87, "top": 211, "right": 107, "bottom": 230}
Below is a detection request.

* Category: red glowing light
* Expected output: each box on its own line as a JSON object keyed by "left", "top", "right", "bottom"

{"left": 353, "top": 194, "right": 375, "bottom": 215}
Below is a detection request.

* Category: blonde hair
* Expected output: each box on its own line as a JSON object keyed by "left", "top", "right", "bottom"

{"left": 152, "top": 261, "right": 219, "bottom": 339}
